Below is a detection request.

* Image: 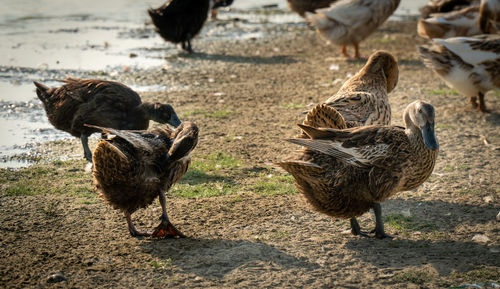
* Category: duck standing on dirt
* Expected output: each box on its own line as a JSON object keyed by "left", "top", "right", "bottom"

{"left": 148, "top": 0, "right": 212, "bottom": 53}
{"left": 33, "top": 78, "right": 181, "bottom": 163}
{"left": 90, "top": 122, "right": 198, "bottom": 238}
{"left": 277, "top": 101, "right": 439, "bottom": 239}
{"left": 287, "top": 0, "right": 338, "bottom": 18}
{"left": 305, "top": 0, "right": 401, "bottom": 58}
{"left": 418, "top": 34, "right": 500, "bottom": 112}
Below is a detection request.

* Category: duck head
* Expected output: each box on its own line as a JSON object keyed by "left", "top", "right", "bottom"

{"left": 404, "top": 100, "right": 439, "bottom": 151}
{"left": 364, "top": 50, "right": 399, "bottom": 93}
{"left": 147, "top": 103, "right": 182, "bottom": 128}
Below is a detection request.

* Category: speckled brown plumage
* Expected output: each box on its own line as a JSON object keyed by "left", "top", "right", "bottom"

{"left": 91, "top": 121, "right": 198, "bottom": 238}
{"left": 148, "top": 0, "right": 210, "bottom": 53}
{"left": 33, "top": 78, "right": 181, "bottom": 162}
{"left": 278, "top": 101, "right": 439, "bottom": 238}
{"left": 420, "top": 0, "right": 479, "bottom": 18}
{"left": 323, "top": 50, "right": 398, "bottom": 127}
{"left": 287, "top": 0, "right": 338, "bottom": 17}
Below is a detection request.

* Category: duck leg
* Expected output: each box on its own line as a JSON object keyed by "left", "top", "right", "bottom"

{"left": 81, "top": 135, "right": 92, "bottom": 163}
{"left": 477, "top": 92, "right": 489, "bottom": 112}
{"left": 341, "top": 45, "right": 350, "bottom": 58}
{"left": 152, "top": 191, "right": 186, "bottom": 238}
{"left": 371, "top": 203, "right": 393, "bottom": 239}
{"left": 125, "top": 212, "right": 150, "bottom": 237}
{"left": 350, "top": 217, "right": 370, "bottom": 237}
{"left": 185, "top": 34, "right": 193, "bottom": 54}
{"left": 470, "top": 96, "right": 478, "bottom": 108}
{"left": 353, "top": 42, "right": 361, "bottom": 59}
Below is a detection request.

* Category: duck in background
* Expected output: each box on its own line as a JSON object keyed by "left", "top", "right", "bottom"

{"left": 277, "top": 101, "right": 439, "bottom": 239}
{"left": 418, "top": 5, "right": 499, "bottom": 39}
{"left": 420, "top": 0, "right": 479, "bottom": 19}
{"left": 90, "top": 122, "right": 198, "bottom": 238}
{"left": 418, "top": 34, "right": 500, "bottom": 112}
{"left": 148, "top": 0, "right": 210, "bottom": 53}
{"left": 33, "top": 78, "right": 181, "bottom": 163}
{"left": 210, "top": 0, "right": 234, "bottom": 19}
{"left": 305, "top": 0, "right": 400, "bottom": 58}
{"left": 479, "top": 0, "right": 500, "bottom": 32}
{"left": 287, "top": 0, "right": 338, "bottom": 18}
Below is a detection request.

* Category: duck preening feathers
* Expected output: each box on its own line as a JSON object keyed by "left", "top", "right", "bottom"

{"left": 149, "top": 0, "right": 211, "bottom": 53}
{"left": 305, "top": 0, "right": 400, "bottom": 58}
{"left": 33, "top": 78, "right": 181, "bottom": 162}
{"left": 277, "top": 101, "right": 439, "bottom": 239}
{"left": 418, "top": 34, "right": 500, "bottom": 112}
{"left": 90, "top": 121, "right": 199, "bottom": 238}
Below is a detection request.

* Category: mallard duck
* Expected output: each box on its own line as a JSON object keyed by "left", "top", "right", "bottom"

{"left": 323, "top": 50, "right": 398, "bottom": 127}
{"left": 149, "top": 0, "right": 211, "bottom": 53}
{"left": 418, "top": 34, "right": 500, "bottom": 112}
{"left": 33, "top": 78, "right": 181, "bottom": 162}
{"left": 479, "top": 0, "right": 500, "bottom": 32}
{"left": 287, "top": 0, "right": 338, "bottom": 18}
{"left": 90, "top": 121, "right": 198, "bottom": 238}
{"left": 277, "top": 101, "right": 439, "bottom": 239}
{"left": 420, "top": 0, "right": 479, "bottom": 19}
{"left": 305, "top": 0, "right": 401, "bottom": 58}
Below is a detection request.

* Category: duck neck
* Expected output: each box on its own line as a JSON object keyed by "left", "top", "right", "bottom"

{"left": 139, "top": 102, "right": 160, "bottom": 122}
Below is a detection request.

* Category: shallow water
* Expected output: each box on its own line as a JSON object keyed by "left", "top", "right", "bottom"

{"left": 0, "top": 0, "right": 427, "bottom": 168}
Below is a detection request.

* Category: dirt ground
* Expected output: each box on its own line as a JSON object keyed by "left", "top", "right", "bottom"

{"left": 1, "top": 20, "right": 499, "bottom": 288}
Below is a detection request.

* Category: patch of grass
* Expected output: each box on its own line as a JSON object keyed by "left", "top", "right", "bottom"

{"left": 443, "top": 164, "right": 471, "bottom": 172}
{"left": 384, "top": 214, "right": 436, "bottom": 232}
{"left": 150, "top": 258, "right": 173, "bottom": 270}
{"left": 192, "top": 152, "right": 242, "bottom": 172}
{"left": 457, "top": 188, "right": 481, "bottom": 195}
{"left": 171, "top": 181, "right": 238, "bottom": 198}
{"left": 252, "top": 174, "right": 296, "bottom": 195}
{"left": 435, "top": 123, "right": 455, "bottom": 130}
{"left": 394, "top": 269, "right": 436, "bottom": 285}
{"left": 427, "top": 89, "right": 459, "bottom": 96}
{"left": 450, "top": 267, "right": 500, "bottom": 284}
{"left": 282, "top": 102, "right": 304, "bottom": 109}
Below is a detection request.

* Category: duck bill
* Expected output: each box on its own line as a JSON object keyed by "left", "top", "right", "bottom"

{"left": 421, "top": 122, "right": 439, "bottom": 151}
{"left": 168, "top": 114, "right": 182, "bottom": 128}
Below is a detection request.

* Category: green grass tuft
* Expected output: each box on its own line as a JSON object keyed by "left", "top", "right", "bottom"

{"left": 394, "top": 269, "right": 436, "bottom": 285}
{"left": 171, "top": 181, "right": 237, "bottom": 198}
{"left": 252, "top": 174, "right": 296, "bottom": 195}
{"left": 384, "top": 214, "right": 436, "bottom": 232}
{"left": 427, "top": 89, "right": 459, "bottom": 96}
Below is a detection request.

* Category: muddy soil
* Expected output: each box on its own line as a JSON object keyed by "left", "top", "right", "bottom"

{"left": 1, "top": 20, "right": 499, "bottom": 288}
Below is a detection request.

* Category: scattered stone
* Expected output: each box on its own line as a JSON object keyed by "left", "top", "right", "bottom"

{"left": 129, "top": 53, "right": 138, "bottom": 58}
{"left": 329, "top": 64, "right": 339, "bottom": 71}
{"left": 472, "top": 234, "right": 490, "bottom": 243}
{"left": 47, "top": 272, "right": 66, "bottom": 283}
{"left": 483, "top": 196, "right": 493, "bottom": 203}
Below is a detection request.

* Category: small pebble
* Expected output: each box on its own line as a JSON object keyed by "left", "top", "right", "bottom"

{"left": 472, "top": 234, "right": 490, "bottom": 243}
{"left": 496, "top": 211, "right": 500, "bottom": 222}
{"left": 47, "top": 272, "right": 66, "bottom": 283}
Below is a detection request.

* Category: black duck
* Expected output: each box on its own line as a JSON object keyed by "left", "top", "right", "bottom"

{"left": 148, "top": 0, "right": 211, "bottom": 53}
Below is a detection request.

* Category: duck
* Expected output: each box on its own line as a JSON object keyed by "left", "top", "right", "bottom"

{"left": 277, "top": 100, "right": 439, "bottom": 239}
{"left": 287, "top": 0, "right": 338, "bottom": 18}
{"left": 90, "top": 121, "right": 199, "bottom": 238}
{"left": 418, "top": 6, "right": 499, "bottom": 39}
{"left": 323, "top": 50, "right": 398, "bottom": 127}
{"left": 420, "top": 0, "right": 479, "bottom": 19}
{"left": 418, "top": 34, "right": 500, "bottom": 112}
{"left": 148, "top": 0, "right": 211, "bottom": 53}
{"left": 33, "top": 78, "right": 181, "bottom": 163}
{"left": 305, "top": 0, "right": 401, "bottom": 58}
{"left": 479, "top": 0, "right": 500, "bottom": 32}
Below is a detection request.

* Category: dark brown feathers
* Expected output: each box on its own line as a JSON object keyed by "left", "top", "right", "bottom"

{"left": 92, "top": 122, "right": 198, "bottom": 214}
{"left": 287, "top": 0, "right": 338, "bottom": 17}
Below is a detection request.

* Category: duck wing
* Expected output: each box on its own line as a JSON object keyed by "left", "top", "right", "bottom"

{"left": 168, "top": 122, "right": 199, "bottom": 163}
{"left": 317, "top": 0, "right": 372, "bottom": 27}
{"left": 434, "top": 35, "right": 500, "bottom": 65}
{"left": 288, "top": 124, "right": 409, "bottom": 169}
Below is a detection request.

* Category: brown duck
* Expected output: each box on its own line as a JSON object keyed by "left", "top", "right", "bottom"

{"left": 277, "top": 101, "right": 439, "bottom": 239}
{"left": 90, "top": 121, "right": 198, "bottom": 238}
{"left": 34, "top": 78, "right": 181, "bottom": 163}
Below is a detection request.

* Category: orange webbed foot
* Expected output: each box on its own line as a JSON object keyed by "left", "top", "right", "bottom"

{"left": 152, "top": 220, "right": 186, "bottom": 238}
